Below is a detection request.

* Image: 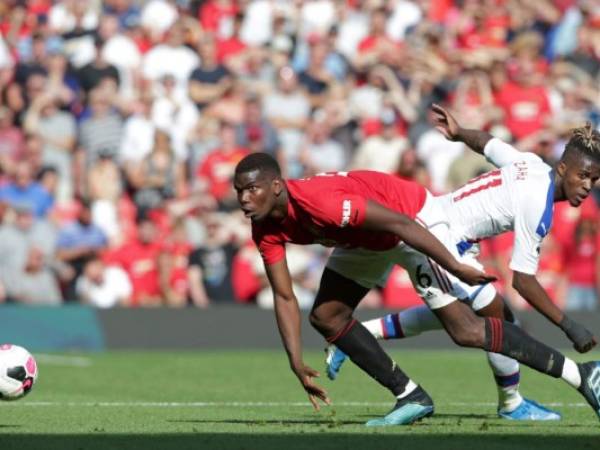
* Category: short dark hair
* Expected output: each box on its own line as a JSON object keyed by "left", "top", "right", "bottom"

{"left": 235, "top": 152, "right": 281, "bottom": 179}
{"left": 562, "top": 123, "right": 600, "bottom": 162}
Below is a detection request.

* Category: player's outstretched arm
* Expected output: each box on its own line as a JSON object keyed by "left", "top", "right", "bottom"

{"left": 512, "top": 271, "right": 597, "bottom": 353}
{"left": 431, "top": 104, "right": 493, "bottom": 154}
{"left": 363, "top": 200, "right": 496, "bottom": 286}
{"left": 264, "top": 259, "right": 331, "bottom": 410}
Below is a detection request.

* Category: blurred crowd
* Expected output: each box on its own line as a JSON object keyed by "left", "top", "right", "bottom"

{"left": 0, "top": 0, "right": 598, "bottom": 311}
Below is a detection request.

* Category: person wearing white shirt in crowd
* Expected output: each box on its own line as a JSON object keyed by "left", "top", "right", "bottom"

{"left": 140, "top": 0, "right": 179, "bottom": 42}
{"left": 99, "top": 14, "right": 142, "bottom": 101}
{"left": 76, "top": 257, "right": 132, "bottom": 308}
{"left": 142, "top": 21, "right": 199, "bottom": 100}
{"left": 350, "top": 109, "right": 408, "bottom": 173}
{"left": 120, "top": 94, "right": 156, "bottom": 164}
{"left": 151, "top": 75, "right": 198, "bottom": 161}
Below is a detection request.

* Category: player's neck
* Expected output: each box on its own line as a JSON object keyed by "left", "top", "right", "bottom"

{"left": 269, "top": 188, "right": 289, "bottom": 221}
{"left": 553, "top": 171, "right": 566, "bottom": 202}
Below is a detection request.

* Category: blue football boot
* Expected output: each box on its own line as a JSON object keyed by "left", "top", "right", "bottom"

{"left": 365, "top": 385, "right": 434, "bottom": 427}
{"left": 498, "top": 398, "right": 561, "bottom": 421}
{"left": 325, "top": 345, "right": 348, "bottom": 380}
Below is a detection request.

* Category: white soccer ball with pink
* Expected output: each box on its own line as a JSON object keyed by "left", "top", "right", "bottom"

{"left": 0, "top": 344, "right": 38, "bottom": 400}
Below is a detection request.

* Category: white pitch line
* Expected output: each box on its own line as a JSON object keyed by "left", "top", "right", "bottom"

{"left": 0, "top": 401, "right": 588, "bottom": 408}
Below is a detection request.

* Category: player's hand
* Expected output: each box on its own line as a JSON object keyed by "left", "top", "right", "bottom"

{"left": 560, "top": 316, "right": 597, "bottom": 353}
{"left": 453, "top": 263, "right": 497, "bottom": 286}
{"left": 431, "top": 104, "right": 461, "bottom": 141}
{"left": 293, "top": 364, "right": 331, "bottom": 411}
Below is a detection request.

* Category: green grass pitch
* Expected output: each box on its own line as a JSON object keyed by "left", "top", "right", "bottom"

{"left": 0, "top": 349, "right": 598, "bottom": 450}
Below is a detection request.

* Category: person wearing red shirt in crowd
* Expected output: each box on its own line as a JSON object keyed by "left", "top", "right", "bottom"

{"left": 233, "top": 151, "right": 600, "bottom": 426}
{"left": 231, "top": 240, "right": 263, "bottom": 304}
{"left": 494, "top": 58, "right": 551, "bottom": 140}
{"left": 456, "top": 8, "right": 509, "bottom": 51}
{"left": 195, "top": 121, "right": 249, "bottom": 211}
{"left": 216, "top": 13, "right": 247, "bottom": 66}
{"left": 159, "top": 218, "right": 192, "bottom": 307}
{"left": 104, "top": 214, "right": 163, "bottom": 306}
{"left": 198, "top": 0, "right": 238, "bottom": 37}
{"left": 355, "top": 7, "right": 403, "bottom": 69}
{"left": 562, "top": 199, "right": 599, "bottom": 311}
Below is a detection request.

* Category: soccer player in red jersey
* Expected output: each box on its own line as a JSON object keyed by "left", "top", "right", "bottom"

{"left": 234, "top": 153, "right": 600, "bottom": 425}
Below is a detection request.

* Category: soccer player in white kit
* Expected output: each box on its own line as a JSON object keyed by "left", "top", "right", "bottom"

{"left": 326, "top": 104, "right": 600, "bottom": 421}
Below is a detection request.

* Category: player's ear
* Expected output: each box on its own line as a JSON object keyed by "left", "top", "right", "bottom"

{"left": 556, "top": 160, "right": 567, "bottom": 178}
{"left": 272, "top": 178, "right": 283, "bottom": 196}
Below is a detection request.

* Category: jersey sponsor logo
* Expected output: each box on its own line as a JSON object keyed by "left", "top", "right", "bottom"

{"left": 341, "top": 200, "right": 352, "bottom": 227}
{"left": 514, "top": 161, "right": 528, "bottom": 181}
{"left": 453, "top": 169, "right": 502, "bottom": 202}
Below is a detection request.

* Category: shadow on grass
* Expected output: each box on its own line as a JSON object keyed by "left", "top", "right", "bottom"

{"left": 0, "top": 433, "right": 599, "bottom": 450}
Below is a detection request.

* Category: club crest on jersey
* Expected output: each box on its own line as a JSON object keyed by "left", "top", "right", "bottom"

{"left": 341, "top": 200, "right": 352, "bottom": 227}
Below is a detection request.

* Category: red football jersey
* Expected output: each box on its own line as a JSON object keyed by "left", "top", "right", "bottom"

{"left": 252, "top": 171, "right": 427, "bottom": 265}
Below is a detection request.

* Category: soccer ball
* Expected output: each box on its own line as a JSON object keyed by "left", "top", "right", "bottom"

{"left": 0, "top": 344, "right": 38, "bottom": 401}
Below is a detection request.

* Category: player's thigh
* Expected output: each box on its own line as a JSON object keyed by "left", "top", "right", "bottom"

{"left": 312, "top": 267, "right": 371, "bottom": 321}
{"left": 325, "top": 246, "right": 393, "bottom": 292}
{"left": 448, "top": 251, "right": 499, "bottom": 312}
{"left": 394, "top": 240, "right": 459, "bottom": 311}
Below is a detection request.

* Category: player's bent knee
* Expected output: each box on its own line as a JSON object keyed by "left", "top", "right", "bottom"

{"left": 308, "top": 310, "right": 334, "bottom": 335}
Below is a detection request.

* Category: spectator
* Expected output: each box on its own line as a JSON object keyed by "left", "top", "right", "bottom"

{"left": 299, "top": 114, "right": 347, "bottom": 176}
{"left": 188, "top": 213, "right": 238, "bottom": 306}
{"left": 55, "top": 199, "right": 108, "bottom": 300}
{"left": 236, "top": 94, "right": 280, "bottom": 158}
{"left": 0, "top": 203, "right": 63, "bottom": 304}
{"left": 105, "top": 214, "right": 163, "bottom": 306}
{"left": 119, "top": 93, "right": 155, "bottom": 164}
{"left": 99, "top": 13, "right": 142, "bottom": 100}
{"left": 195, "top": 121, "right": 249, "bottom": 211}
{"left": 140, "top": 0, "right": 178, "bottom": 43}
{"left": 561, "top": 199, "right": 599, "bottom": 311}
{"left": 152, "top": 74, "right": 198, "bottom": 160}
{"left": 217, "top": 12, "right": 248, "bottom": 67}
{"left": 354, "top": 6, "right": 403, "bottom": 70}
{"left": 263, "top": 67, "right": 311, "bottom": 177}
{"left": 76, "top": 36, "right": 120, "bottom": 95}
{"left": 350, "top": 109, "right": 408, "bottom": 173}
{"left": 0, "top": 161, "right": 53, "bottom": 218}
{"left": 128, "top": 129, "right": 186, "bottom": 213}
{"left": 188, "top": 35, "right": 231, "bottom": 111}
{"left": 76, "top": 256, "right": 132, "bottom": 308}
{"left": 23, "top": 91, "right": 77, "bottom": 203}
{"left": 0, "top": 106, "right": 24, "bottom": 176}
{"left": 159, "top": 219, "right": 192, "bottom": 307}
{"left": 142, "top": 21, "right": 198, "bottom": 98}
{"left": 198, "top": 0, "right": 238, "bottom": 38}
{"left": 494, "top": 53, "right": 552, "bottom": 140}
{"left": 78, "top": 87, "right": 123, "bottom": 170}
{"left": 297, "top": 37, "right": 336, "bottom": 107}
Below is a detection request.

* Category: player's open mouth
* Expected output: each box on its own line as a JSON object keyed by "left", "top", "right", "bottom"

{"left": 243, "top": 209, "right": 254, "bottom": 218}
